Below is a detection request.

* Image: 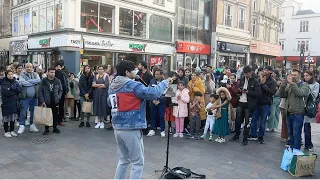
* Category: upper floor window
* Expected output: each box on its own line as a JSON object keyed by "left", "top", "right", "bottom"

{"left": 13, "top": 9, "right": 30, "bottom": 36}
{"left": 238, "top": 8, "right": 246, "bottom": 30}
{"left": 119, "top": 8, "right": 146, "bottom": 37}
{"left": 265, "top": 0, "right": 272, "bottom": 16}
{"left": 280, "top": 22, "right": 284, "bottom": 33}
{"left": 279, "top": 40, "right": 285, "bottom": 51}
{"left": 224, "top": 4, "right": 233, "bottom": 27}
{"left": 154, "top": 0, "right": 164, "bottom": 5}
{"left": 300, "top": 21, "right": 309, "bottom": 32}
{"left": 297, "top": 40, "right": 309, "bottom": 52}
{"left": 81, "top": 1, "right": 114, "bottom": 34}
{"left": 253, "top": 0, "right": 257, "bottom": 11}
{"left": 280, "top": 10, "right": 285, "bottom": 17}
{"left": 149, "top": 15, "right": 172, "bottom": 42}
{"left": 251, "top": 19, "right": 257, "bottom": 38}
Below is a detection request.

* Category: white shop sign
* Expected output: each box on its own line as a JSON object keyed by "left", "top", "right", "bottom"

{"left": 28, "top": 34, "right": 174, "bottom": 55}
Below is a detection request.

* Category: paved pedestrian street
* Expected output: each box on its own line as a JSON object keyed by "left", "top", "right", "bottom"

{"left": 0, "top": 121, "right": 319, "bottom": 179}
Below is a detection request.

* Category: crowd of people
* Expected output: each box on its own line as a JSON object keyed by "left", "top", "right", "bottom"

{"left": 0, "top": 59, "right": 319, "bottom": 179}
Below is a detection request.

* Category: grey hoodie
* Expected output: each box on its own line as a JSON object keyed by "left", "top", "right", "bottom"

{"left": 110, "top": 76, "right": 134, "bottom": 92}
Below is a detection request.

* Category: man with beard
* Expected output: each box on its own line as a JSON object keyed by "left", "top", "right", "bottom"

{"left": 280, "top": 69, "right": 310, "bottom": 150}
{"left": 248, "top": 66, "right": 277, "bottom": 144}
{"left": 229, "top": 66, "right": 262, "bottom": 146}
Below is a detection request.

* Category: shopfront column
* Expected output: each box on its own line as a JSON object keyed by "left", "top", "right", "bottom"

{"left": 114, "top": 6, "right": 119, "bottom": 35}
{"left": 75, "top": 0, "right": 81, "bottom": 29}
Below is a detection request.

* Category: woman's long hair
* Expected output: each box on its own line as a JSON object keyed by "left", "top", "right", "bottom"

{"left": 83, "top": 65, "right": 92, "bottom": 77}
{"left": 304, "top": 70, "right": 315, "bottom": 84}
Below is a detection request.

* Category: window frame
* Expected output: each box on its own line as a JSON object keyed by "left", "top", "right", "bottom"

{"left": 251, "top": 19, "right": 257, "bottom": 38}
{"left": 280, "top": 22, "right": 284, "bottom": 33}
{"left": 238, "top": 7, "right": 246, "bottom": 30}
{"left": 224, "top": 3, "right": 233, "bottom": 27}
{"left": 153, "top": 0, "right": 165, "bottom": 6}
{"left": 280, "top": 40, "right": 285, "bottom": 51}
{"left": 300, "top": 21, "right": 309, "bottom": 32}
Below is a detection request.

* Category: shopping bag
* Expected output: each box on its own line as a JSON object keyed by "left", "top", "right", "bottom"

{"left": 288, "top": 154, "right": 317, "bottom": 177}
{"left": 34, "top": 106, "right": 53, "bottom": 126}
{"left": 82, "top": 101, "right": 92, "bottom": 113}
{"left": 280, "top": 148, "right": 305, "bottom": 171}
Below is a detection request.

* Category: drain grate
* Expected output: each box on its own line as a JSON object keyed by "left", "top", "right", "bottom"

{"left": 30, "top": 137, "right": 56, "bottom": 144}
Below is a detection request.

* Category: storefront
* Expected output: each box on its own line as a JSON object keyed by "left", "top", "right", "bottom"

{"left": 27, "top": 31, "right": 174, "bottom": 74}
{"left": 250, "top": 40, "right": 280, "bottom": 68}
{"left": 0, "top": 51, "right": 9, "bottom": 66}
{"left": 276, "top": 56, "right": 317, "bottom": 71}
{"left": 217, "top": 41, "right": 249, "bottom": 69}
{"left": 9, "top": 40, "right": 28, "bottom": 63}
{"left": 175, "top": 41, "right": 210, "bottom": 70}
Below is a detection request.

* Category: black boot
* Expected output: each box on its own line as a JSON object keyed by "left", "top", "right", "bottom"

{"left": 242, "top": 137, "right": 248, "bottom": 146}
{"left": 43, "top": 129, "right": 49, "bottom": 135}
{"left": 229, "top": 134, "right": 239, "bottom": 141}
{"left": 86, "top": 122, "right": 90, "bottom": 127}
{"left": 258, "top": 137, "right": 264, "bottom": 144}
{"left": 79, "top": 122, "right": 84, "bottom": 128}
{"left": 53, "top": 128, "right": 61, "bottom": 134}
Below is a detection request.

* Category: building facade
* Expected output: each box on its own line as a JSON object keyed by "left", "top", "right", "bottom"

{"left": 250, "top": 0, "right": 283, "bottom": 68}
{"left": 11, "top": 0, "right": 176, "bottom": 73}
{"left": 0, "top": 0, "right": 11, "bottom": 65}
{"left": 277, "top": 0, "right": 320, "bottom": 70}
{"left": 214, "top": 0, "right": 251, "bottom": 69}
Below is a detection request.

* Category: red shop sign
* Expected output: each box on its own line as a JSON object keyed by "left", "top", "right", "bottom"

{"left": 150, "top": 56, "right": 163, "bottom": 66}
{"left": 176, "top": 41, "right": 210, "bottom": 55}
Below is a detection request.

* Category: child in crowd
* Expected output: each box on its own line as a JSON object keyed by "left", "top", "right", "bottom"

{"left": 201, "top": 94, "right": 219, "bottom": 141}
{"left": 212, "top": 87, "right": 234, "bottom": 143}
{"left": 173, "top": 82, "right": 190, "bottom": 138}
{"left": 189, "top": 91, "right": 203, "bottom": 140}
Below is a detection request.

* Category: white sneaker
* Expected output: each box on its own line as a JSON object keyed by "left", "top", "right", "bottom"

{"left": 95, "top": 117, "right": 98, "bottom": 124}
{"left": 100, "top": 122, "right": 104, "bottom": 129}
{"left": 4, "top": 132, "right": 12, "bottom": 138}
{"left": 10, "top": 131, "right": 17, "bottom": 137}
{"left": 241, "top": 123, "right": 244, "bottom": 129}
{"left": 15, "top": 121, "right": 19, "bottom": 127}
{"left": 173, "top": 133, "right": 179, "bottom": 138}
{"left": 215, "top": 137, "right": 221, "bottom": 142}
{"left": 220, "top": 138, "right": 226, "bottom": 143}
{"left": 160, "top": 131, "right": 166, "bottom": 137}
{"left": 95, "top": 122, "right": 101, "bottom": 129}
{"left": 17, "top": 125, "right": 25, "bottom": 134}
{"left": 273, "top": 129, "right": 278, "bottom": 132}
{"left": 266, "top": 128, "right": 270, "bottom": 132}
{"left": 26, "top": 120, "right": 30, "bottom": 126}
{"left": 179, "top": 133, "right": 184, "bottom": 138}
{"left": 147, "top": 130, "right": 155, "bottom": 137}
{"left": 30, "top": 124, "right": 39, "bottom": 132}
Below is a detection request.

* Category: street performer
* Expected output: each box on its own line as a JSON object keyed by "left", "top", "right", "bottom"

{"left": 108, "top": 60, "right": 172, "bottom": 179}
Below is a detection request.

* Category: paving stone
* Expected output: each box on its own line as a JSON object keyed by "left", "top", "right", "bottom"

{"left": 1, "top": 171, "right": 20, "bottom": 179}
{"left": 15, "top": 170, "right": 37, "bottom": 178}
{"left": 5, "top": 162, "right": 27, "bottom": 172}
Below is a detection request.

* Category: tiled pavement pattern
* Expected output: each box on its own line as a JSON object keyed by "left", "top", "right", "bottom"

{"left": 0, "top": 120, "right": 319, "bottom": 179}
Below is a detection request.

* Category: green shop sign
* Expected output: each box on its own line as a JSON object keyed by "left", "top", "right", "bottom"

{"left": 39, "top": 38, "right": 51, "bottom": 47}
{"left": 129, "top": 43, "right": 147, "bottom": 52}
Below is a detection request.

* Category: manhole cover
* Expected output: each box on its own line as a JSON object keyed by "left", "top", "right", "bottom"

{"left": 30, "top": 137, "right": 56, "bottom": 144}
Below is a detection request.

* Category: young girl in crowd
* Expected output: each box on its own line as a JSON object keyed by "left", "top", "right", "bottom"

{"left": 212, "top": 87, "right": 234, "bottom": 143}
{"left": 201, "top": 94, "right": 218, "bottom": 141}
{"left": 173, "top": 81, "right": 190, "bottom": 138}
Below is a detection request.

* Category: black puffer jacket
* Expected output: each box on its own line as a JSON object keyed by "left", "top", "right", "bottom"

{"left": 38, "top": 77, "right": 62, "bottom": 105}
{"left": 1, "top": 78, "right": 21, "bottom": 116}
{"left": 238, "top": 76, "right": 262, "bottom": 111}
{"left": 258, "top": 75, "right": 277, "bottom": 105}
{"left": 79, "top": 74, "right": 94, "bottom": 98}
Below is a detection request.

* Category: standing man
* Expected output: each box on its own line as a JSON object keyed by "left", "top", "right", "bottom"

{"left": 17, "top": 63, "right": 41, "bottom": 134}
{"left": 229, "top": 66, "right": 261, "bottom": 146}
{"left": 54, "top": 61, "right": 68, "bottom": 125}
{"left": 39, "top": 67, "right": 63, "bottom": 135}
{"left": 249, "top": 66, "right": 277, "bottom": 144}
{"left": 279, "top": 69, "right": 310, "bottom": 150}
{"left": 108, "top": 60, "right": 171, "bottom": 179}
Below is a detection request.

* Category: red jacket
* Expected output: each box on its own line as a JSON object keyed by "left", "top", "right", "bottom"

{"left": 228, "top": 81, "right": 240, "bottom": 108}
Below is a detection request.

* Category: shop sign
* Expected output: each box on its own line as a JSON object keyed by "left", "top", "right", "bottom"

{"left": 39, "top": 38, "right": 51, "bottom": 47}
{"left": 9, "top": 40, "right": 28, "bottom": 56}
{"left": 217, "top": 41, "right": 248, "bottom": 53}
{"left": 176, "top": 41, "right": 210, "bottom": 55}
{"left": 85, "top": 40, "right": 114, "bottom": 48}
{"left": 150, "top": 56, "right": 162, "bottom": 66}
{"left": 129, "top": 43, "right": 147, "bottom": 52}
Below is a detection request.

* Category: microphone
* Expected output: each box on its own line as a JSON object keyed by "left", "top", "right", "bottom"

{"left": 135, "top": 75, "right": 148, "bottom": 87}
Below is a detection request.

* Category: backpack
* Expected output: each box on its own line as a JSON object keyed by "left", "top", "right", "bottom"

{"left": 305, "top": 93, "right": 319, "bottom": 118}
{"left": 164, "top": 167, "right": 206, "bottom": 179}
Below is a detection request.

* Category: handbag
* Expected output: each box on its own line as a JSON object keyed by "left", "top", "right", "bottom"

{"left": 82, "top": 101, "right": 92, "bottom": 113}
{"left": 288, "top": 154, "right": 317, "bottom": 177}
{"left": 34, "top": 106, "right": 53, "bottom": 126}
{"left": 165, "top": 167, "right": 206, "bottom": 179}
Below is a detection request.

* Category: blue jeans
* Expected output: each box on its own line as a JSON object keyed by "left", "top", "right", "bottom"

{"left": 304, "top": 122, "right": 313, "bottom": 149}
{"left": 287, "top": 114, "right": 304, "bottom": 150}
{"left": 19, "top": 98, "right": 38, "bottom": 126}
{"left": 150, "top": 104, "right": 165, "bottom": 132}
{"left": 250, "top": 105, "right": 270, "bottom": 137}
{"left": 114, "top": 129, "right": 144, "bottom": 179}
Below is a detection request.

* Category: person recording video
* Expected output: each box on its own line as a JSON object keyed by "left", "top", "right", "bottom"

{"left": 108, "top": 60, "right": 172, "bottom": 179}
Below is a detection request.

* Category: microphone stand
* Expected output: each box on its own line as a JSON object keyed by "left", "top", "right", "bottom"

{"left": 155, "top": 96, "right": 177, "bottom": 179}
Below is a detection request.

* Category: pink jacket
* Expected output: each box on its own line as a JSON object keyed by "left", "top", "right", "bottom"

{"left": 173, "top": 88, "right": 190, "bottom": 118}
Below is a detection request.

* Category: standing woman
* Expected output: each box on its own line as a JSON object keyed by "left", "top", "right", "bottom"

{"left": 1, "top": 70, "right": 22, "bottom": 137}
{"left": 79, "top": 65, "right": 94, "bottom": 128}
{"left": 177, "top": 69, "right": 189, "bottom": 86}
{"left": 188, "top": 72, "right": 206, "bottom": 121}
{"left": 92, "top": 65, "right": 109, "bottom": 129}
{"left": 266, "top": 71, "right": 281, "bottom": 132}
{"left": 303, "top": 70, "right": 319, "bottom": 151}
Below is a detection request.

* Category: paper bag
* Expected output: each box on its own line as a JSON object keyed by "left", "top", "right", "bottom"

{"left": 82, "top": 101, "right": 92, "bottom": 113}
{"left": 288, "top": 154, "right": 317, "bottom": 177}
{"left": 34, "top": 106, "right": 53, "bottom": 126}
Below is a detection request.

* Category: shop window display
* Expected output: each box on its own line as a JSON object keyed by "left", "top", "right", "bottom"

{"left": 13, "top": 12, "right": 18, "bottom": 36}
{"left": 119, "top": 8, "right": 146, "bottom": 37}
{"left": 99, "top": 4, "right": 114, "bottom": 33}
{"left": 18, "top": 11, "right": 24, "bottom": 35}
{"left": 54, "top": 2, "right": 62, "bottom": 30}
{"left": 24, "top": 9, "right": 30, "bottom": 34}
{"left": 39, "top": 4, "right": 46, "bottom": 32}
{"left": 32, "top": 7, "right": 38, "bottom": 33}
{"left": 46, "top": 2, "right": 54, "bottom": 31}
{"left": 149, "top": 15, "right": 172, "bottom": 42}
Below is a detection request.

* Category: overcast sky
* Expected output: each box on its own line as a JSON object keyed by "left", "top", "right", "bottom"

{"left": 296, "top": 0, "right": 320, "bottom": 12}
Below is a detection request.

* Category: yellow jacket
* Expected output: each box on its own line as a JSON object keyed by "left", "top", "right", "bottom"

{"left": 188, "top": 77, "right": 206, "bottom": 120}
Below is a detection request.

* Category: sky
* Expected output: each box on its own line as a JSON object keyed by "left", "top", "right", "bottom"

{"left": 296, "top": 0, "right": 320, "bottom": 12}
